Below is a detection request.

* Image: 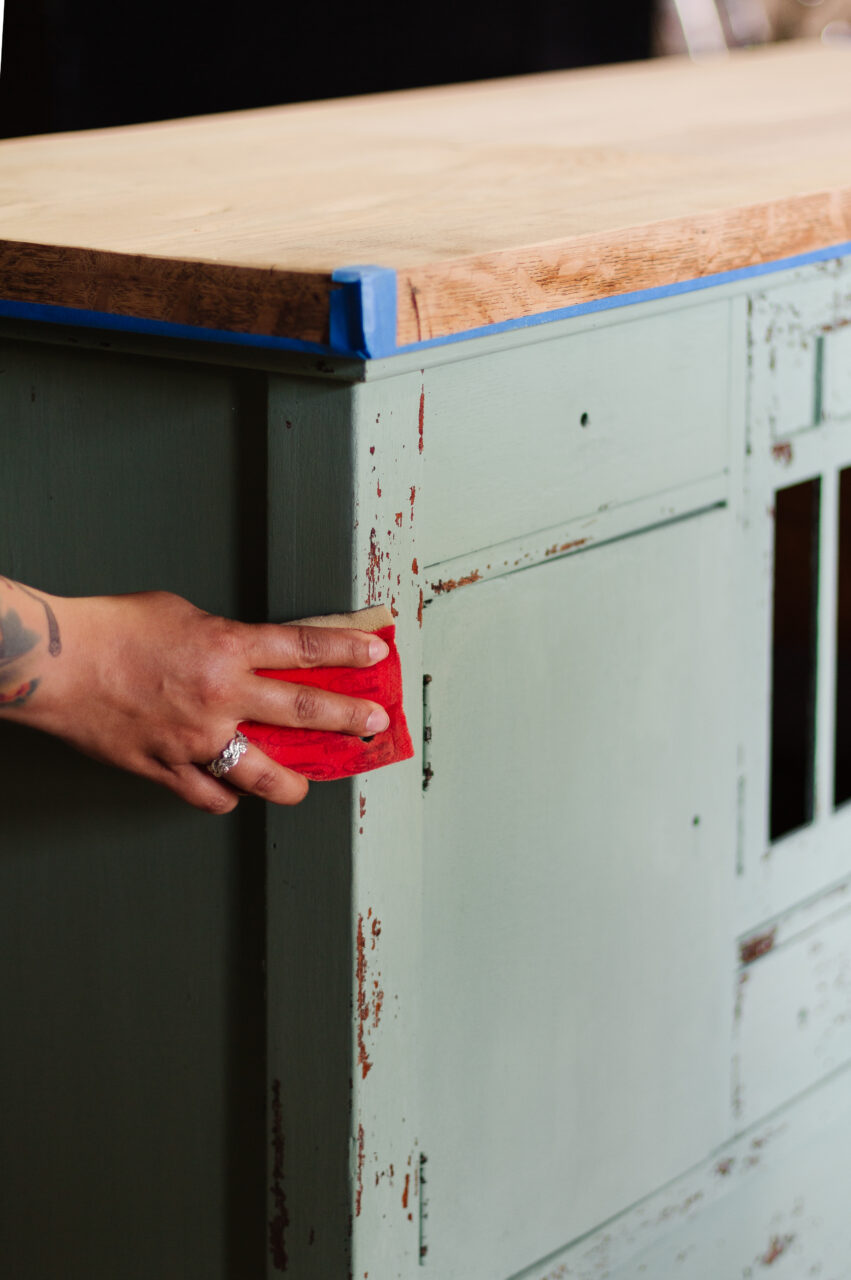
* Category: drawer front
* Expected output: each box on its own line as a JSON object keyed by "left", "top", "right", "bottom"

{"left": 825, "top": 322, "right": 851, "bottom": 422}
{"left": 749, "top": 259, "right": 851, "bottom": 441}
{"left": 735, "top": 900, "right": 851, "bottom": 1129}
{"left": 419, "top": 299, "right": 731, "bottom": 567}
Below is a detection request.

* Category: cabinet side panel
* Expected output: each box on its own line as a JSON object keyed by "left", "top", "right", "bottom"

{"left": 0, "top": 337, "right": 269, "bottom": 1279}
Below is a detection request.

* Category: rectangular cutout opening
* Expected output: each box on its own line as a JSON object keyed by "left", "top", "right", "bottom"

{"left": 770, "top": 477, "right": 820, "bottom": 841}
{"left": 835, "top": 469, "right": 851, "bottom": 808}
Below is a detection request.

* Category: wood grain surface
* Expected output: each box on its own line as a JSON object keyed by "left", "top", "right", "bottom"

{"left": 0, "top": 40, "right": 849, "bottom": 347}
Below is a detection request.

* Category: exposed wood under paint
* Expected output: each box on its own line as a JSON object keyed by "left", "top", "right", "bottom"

{"left": 422, "top": 476, "right": 727, "bottom": 601}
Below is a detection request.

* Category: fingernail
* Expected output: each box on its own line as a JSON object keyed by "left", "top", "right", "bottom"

{"left": 366, "top": 708, "right": 390, "bottom": 734}
{"left": 369, "top": 637, "right": 389, "bottom": 663}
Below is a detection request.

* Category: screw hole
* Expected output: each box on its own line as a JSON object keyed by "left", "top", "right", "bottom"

{"left": 580, "top": 412, "right": 590, "bottom": 427}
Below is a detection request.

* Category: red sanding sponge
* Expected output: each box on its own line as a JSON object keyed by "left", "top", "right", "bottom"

{"left": 238, "top": 609, "right": 414, "bottom": 782}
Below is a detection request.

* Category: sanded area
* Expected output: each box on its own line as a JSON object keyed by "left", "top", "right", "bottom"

{"left": 0, "top": 40, "right": 849, "bottom": 345}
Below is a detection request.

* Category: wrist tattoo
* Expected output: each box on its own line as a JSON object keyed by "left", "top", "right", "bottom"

{"left": 0, "top": 606, "right": 41, "bottom": 671}
{"left": 0, "top": 677, "right": 40, "bottom": 708}
{"left": 0, "top": 578, "right": 62, "bottom": 657}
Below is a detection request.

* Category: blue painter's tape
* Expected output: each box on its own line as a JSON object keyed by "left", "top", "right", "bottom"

{"left": 1, "top": 241, "right": 848, "bottom": 361}
{"left": 0, "top": 297, "right": 342, "bottom": 356}
{"left": 330, "top": 265, "right": 397, "bottom": 358}
{"left": 395, "top": 240, "right": 851, "bottom": 355}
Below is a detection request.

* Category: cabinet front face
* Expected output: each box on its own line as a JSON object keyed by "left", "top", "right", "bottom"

{"left": 420, "top": 509, "right": 737, "bottom": 1279}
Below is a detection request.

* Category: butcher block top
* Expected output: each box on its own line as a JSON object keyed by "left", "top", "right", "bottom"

{"left": 0, "top": 39, "right": 849, "bottom": 357}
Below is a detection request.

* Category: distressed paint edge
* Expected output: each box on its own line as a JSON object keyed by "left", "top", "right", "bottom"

{"left": 3, "top": 241, "right": 849, "bottom": 360}
{"left": 422, "top": 476, "right": 729, "bottom": 602}
{"left": 505, "top": 1058, "right": 851, "bottom": 1280}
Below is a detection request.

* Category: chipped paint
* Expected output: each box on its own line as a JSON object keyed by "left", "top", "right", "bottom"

{"left": 359, "top": 793, "right": 366, "bottom": 820}
{"left": 771, "top": 441, "right": 794, "bottom": 465}
{"left": 269, "top": 1079, "right": 289, "bottom": 1272}
{"left": 356, "top": 1124, "right": 365, "bottom": 1217}
{"left": 390, "top": 596, "right": 399, "bottom": 618}
{"left": 740, "top": 928, "right": 777, "bottom": 967}
{"left": 409, "top": 485, "right": 416, "bottom": 523}
{"left": 356, "top": 916, "right": 373, "bottom": 1080}
{"left": 715, "top": 1157, "right": 734, "bottom": 1176}
{"left": 357, "top": 914, "right": 383, "bottom": 1077}
{"left": 366, "top": 528, "right": 381, "bottom": 607}
{"left": 544, "top": 537, "right": 589, "bottom": 557}
{"left": 417, "top": 588, "right": 424, "bottom": 628}
{"left": 402, "top": 1173, "right": 410, "bottom": 1210}
{"left": 761, "top": 1234, "right": 795, "bottom": 1265}
{"left": 372, "top": 978, "right": 384, "bottom": 1029}
{"left": 377, "top": 481, "right": 382, "bottom": 498}
{"left": 418, "top": 385, "right": 425, "bottom": 454}
{"left": 656, "top": 1190, "right": 703, "bottom": 1226}
{"left": 412, "top": 557, "right": 419, "bottom": 575}
{"left": 431, "top": 570, "right": 482, "bottom": 594}
{"left": 395, "top": 512, "right": 403, "bottom": 527}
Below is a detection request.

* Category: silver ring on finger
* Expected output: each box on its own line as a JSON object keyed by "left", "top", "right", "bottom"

{"left": 206, "top": 730, "right": 249, "bottom": 778}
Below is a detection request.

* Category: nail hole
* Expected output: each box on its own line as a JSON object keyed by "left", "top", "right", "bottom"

{"left": 580, "top": 412, "right": 590, "bottom": 427}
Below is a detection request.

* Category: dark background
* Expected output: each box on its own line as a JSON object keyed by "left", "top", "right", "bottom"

{"left": 0, "top": 0, "right": 654, "bottom": 138}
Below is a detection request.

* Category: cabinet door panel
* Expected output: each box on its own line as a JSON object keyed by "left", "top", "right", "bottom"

{"left": 421, "top": 510, "right": 736, "bottom": 1279}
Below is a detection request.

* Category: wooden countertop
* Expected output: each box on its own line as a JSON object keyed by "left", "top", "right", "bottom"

{"left": 1, "top": 40, "right": 849, "bottom": 354}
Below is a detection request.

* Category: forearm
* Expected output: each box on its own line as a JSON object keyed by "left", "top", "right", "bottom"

{"left": 0, "top": 577, "right": 64, "bottom": 721}
{"left": 0, "top": 581, "right": 391, "bottom": 810}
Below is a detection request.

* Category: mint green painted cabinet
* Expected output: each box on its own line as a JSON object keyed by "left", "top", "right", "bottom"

{"left": 2, "top": 254, "right": 851, "bottom": 1279}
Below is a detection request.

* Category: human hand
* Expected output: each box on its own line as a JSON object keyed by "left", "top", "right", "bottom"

{"left": 0, "top": 581, "right": 390, "bottom": 812}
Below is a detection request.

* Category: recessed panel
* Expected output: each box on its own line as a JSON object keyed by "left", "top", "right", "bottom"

{"left": 421, "top": 510, "right": 736, "bottom": 1279}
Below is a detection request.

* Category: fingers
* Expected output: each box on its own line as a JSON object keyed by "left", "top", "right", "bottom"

{"left": 243, "top": 624, "right": 389, "bottom": 671}
{"left": 152, "top": 751, "right": 310, "bottom": 812}
{"left": 220, "top": 744, "right": 310, "bottom": 806}
{"left": 154, "top": 761, "right": 242, "bottom": 815}
{"left": 243, "top": 674, "right": 390, "bottom": 737}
